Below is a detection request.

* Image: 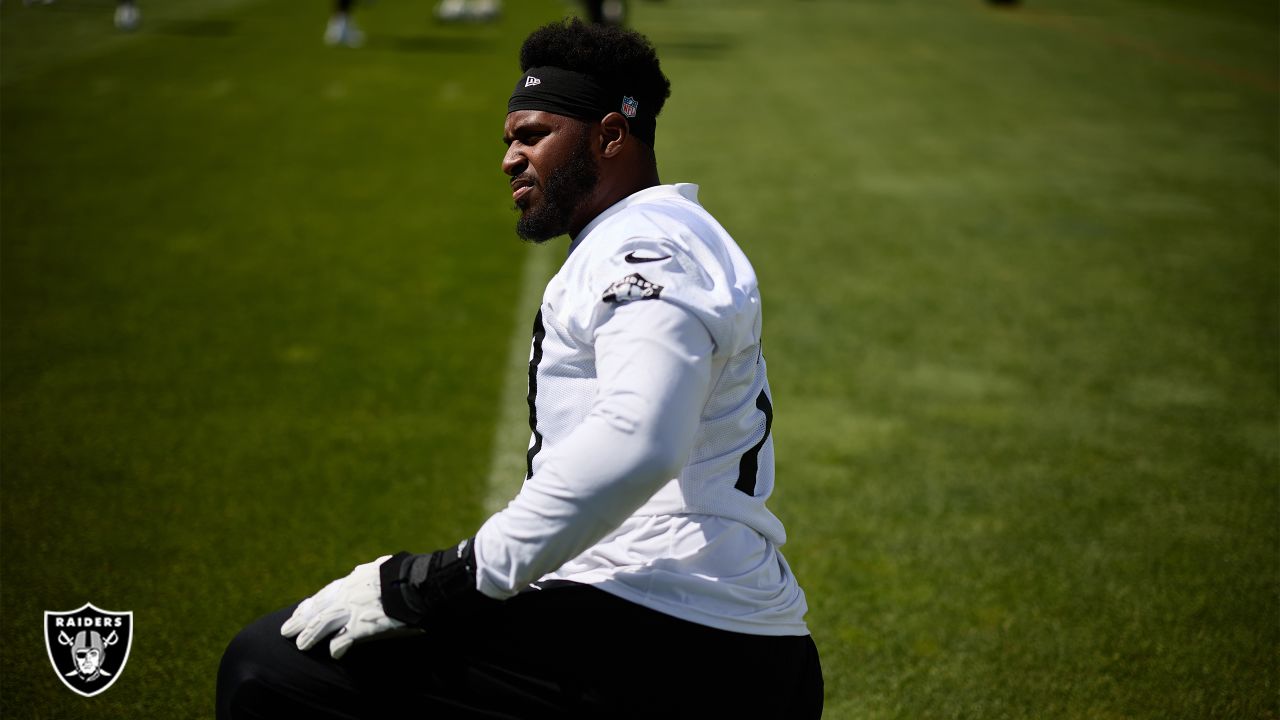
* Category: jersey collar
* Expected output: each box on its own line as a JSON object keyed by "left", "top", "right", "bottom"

{"left": 569, "top": 183, "right": 700, "bottom": 256}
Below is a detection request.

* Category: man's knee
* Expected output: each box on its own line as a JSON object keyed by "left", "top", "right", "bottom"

{"left": 216, "top": 607, "right": 296, "bottom": 720}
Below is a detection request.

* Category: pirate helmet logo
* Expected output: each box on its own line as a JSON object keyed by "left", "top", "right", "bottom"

{"left": 602, "top": 272, "right": 663, "bottom": 304}
{"left": 44, "top": 603, "right": 133, "bottom": 697}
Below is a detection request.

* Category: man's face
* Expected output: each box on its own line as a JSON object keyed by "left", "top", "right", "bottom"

{"left": 76, "top": 648, "right": 101, "bottom": 675}
{"left": 502, "top": 110, "right": 600, "bottom": 242}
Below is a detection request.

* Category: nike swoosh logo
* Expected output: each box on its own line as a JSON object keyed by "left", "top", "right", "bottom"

{"left": 624, "top": 252, "right": 672, "bottom": 264}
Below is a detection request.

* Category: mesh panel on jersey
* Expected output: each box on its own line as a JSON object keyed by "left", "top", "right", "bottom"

{"left": 690, "top": 343, "right": 767, "bottom": 466}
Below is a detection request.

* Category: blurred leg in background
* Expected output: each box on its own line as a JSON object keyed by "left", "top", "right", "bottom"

{"left": 325, "top": 0, "right": 364, "bottom": 48}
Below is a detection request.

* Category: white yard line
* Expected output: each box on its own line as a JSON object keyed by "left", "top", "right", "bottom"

{"left": 483, "top": 244, "right": 555, "bottom": 515}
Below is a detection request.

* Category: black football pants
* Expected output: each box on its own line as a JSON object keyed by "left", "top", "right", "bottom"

{"left": 216, "top": 583, "right": 823, "bottom": 719}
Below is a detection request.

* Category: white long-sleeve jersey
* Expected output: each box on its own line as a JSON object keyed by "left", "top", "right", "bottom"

{"left": 474, "top": 184, "right": 809, "bottom": 636}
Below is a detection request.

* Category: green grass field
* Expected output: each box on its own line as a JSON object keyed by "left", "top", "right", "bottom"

{"left": 3, "top": 0, "right": 1277, "bottom": 717}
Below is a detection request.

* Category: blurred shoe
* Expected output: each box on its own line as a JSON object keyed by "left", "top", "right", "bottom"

{"left": 114, "top": 4, "right": 140, "bottom": 30}
{"left": 324, "top": 15, "right": 364, "bottom": 47}
{"left": 434, "top": 0, "right": 467, "bottom": 21}
{"left": 324, "top": 16, "right": 343, "bottom": 45}
{"left": 470, "top": 0, "right": 500, "bottom": 21}
{"left": 435, "top": 0, "right": 500, "bottom": 23}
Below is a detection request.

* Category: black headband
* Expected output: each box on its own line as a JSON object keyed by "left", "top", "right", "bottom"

{"left": 508, "top": 66, "right": 656, "bottom": 147}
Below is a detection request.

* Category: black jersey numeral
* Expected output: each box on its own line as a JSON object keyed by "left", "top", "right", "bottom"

{"left": 734, "top": 389, "right": 773, "bottom": 496}
{"left": 525, "top": 309, "right": 546, "bottom": 480}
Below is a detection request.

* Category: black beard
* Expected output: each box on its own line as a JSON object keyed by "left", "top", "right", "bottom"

{"left": 515, "top": 132, "right": 599, "bottom": 243}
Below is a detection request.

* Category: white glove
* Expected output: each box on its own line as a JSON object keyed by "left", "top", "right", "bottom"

{"left": 280, "top": 556, "right": 411, "bottom": 659}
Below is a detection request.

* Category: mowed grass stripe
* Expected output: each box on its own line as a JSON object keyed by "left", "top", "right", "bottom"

{"left": 985, "top": 6, "right": 1280, "bottom": 94}
{"left": 0, "top": 0, "right": 267, "bottom": 87}
{"left": 639, "top": 0, "right": 1276, "bottom": 717}
{"left": 2, "top": 0, "right": 1277, "bottom": 717}
{"left": 484, "top": 243, "right": 556, "bottom": 516}
{"left": 1, "top": 0, "right": 565, "bottom": 715}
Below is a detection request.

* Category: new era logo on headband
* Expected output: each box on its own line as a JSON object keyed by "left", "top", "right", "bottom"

{"left": 524, "top": 76, "right": 541, "bottom": 88}
{"left": 621, "top": 96, "right": 638, "bottom": 118}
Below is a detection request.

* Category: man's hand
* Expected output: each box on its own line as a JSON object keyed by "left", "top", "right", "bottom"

{"left": 280, "top": 556, "right": 411, "bottom": 660}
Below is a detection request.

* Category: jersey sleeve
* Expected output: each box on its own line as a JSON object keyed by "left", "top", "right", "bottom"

{"left": 473, "top": 299, "right": 716, "bottom": 599}
{"left": 577, "top": 227, "right": 761, "bottom": 358}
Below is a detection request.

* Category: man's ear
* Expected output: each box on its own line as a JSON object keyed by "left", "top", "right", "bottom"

{"left": 599, "top": 112, "right": 629, "bottom": 158}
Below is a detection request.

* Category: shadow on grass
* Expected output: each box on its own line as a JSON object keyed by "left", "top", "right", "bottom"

{"left": 385, "top": 34, "right": 499, "bottom": 55}
{"left": 153, "top": 19, "right": 238, "bottom": 38}
{"left": 653, "top": 33, "right": 736, "bottom": 60}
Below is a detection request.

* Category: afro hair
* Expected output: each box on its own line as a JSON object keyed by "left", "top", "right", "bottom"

{"left": 519, "top": 18, "right": 672, "bottom": 122}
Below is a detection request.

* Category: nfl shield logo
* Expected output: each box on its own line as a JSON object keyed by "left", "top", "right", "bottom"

{"left": 44, "top": 603, "right": 134, "bottom": 697}
{"left": 621, "top": 96, "right": 638, "bottom": 118}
